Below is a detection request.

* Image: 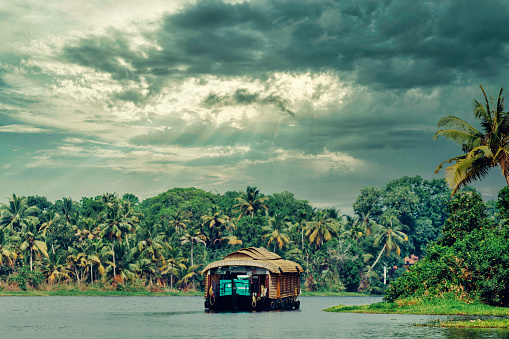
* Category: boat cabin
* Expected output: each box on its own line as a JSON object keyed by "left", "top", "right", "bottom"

{"left": 203, "top": 247, "right": 303, "bottom": 311}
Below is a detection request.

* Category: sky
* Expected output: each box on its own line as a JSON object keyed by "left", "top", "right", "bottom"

{"left": 1, "top": 0, "right": 509, "bottom": 215}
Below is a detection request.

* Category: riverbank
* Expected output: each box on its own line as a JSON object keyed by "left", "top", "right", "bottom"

{"left": 324, "top": 297, "right": 509, "bottom": 328}
{"left": 0, "top": 282, "right": 202, "bottom": 296}
{"left": 0, "top": 289, "right": 202, "bottom": 296}
{"left": 300, "top": 291, "right": 368, "bottom": 297}
{"left": 0, "top": 289, "right": 363, "bottom": 297}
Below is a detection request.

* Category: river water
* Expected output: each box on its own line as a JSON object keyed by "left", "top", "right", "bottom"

{"left": 0, "top": 296, "right": 508, "bottom": 338}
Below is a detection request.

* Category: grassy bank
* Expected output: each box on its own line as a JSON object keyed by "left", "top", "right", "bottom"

{"left": 300, "top": 291, "right": 369, "bottom": 297}
{"left": 0, "top": 290, "right": 202, "bottom": 297}
{"left": 0, "top": 282, "right": 202, "bottom": 297}
{"left": 324, "top": 297, "right": 509, "bottom": 316}
{"left": 419, "top": 318, "right": 509, "bottom": 329}
{"left": 324, "top": 297, "right": 509, "bottom": 329}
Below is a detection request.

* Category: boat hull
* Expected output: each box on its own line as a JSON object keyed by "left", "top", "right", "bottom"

{"left": 205, "top": 295, "right": 300, "bottom": 311}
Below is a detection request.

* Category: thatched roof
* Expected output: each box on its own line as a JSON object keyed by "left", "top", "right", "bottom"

{"left": 203, "top": 247, "right": 304, "bottom": 274}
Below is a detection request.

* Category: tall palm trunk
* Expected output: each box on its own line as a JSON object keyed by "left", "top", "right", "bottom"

{"left": 170, "top": 264, "right": 173, "bottom": 290}
{"left": 191, "top": 241, "right": 194, "bottom": 267}
{"left": 301, "top": 226, "right": 304, "bottom": 250}
{"left": 306, "top": 252, "right": 309, "bottom": 275}
{"left": 112, "top": 239, "right": 116, "bottom": 278}
{"left": 371, "top": 244, "right": 387, "bottom": 270}
{"left": 30, "top": 247, "right": 33, "bottom": 272}
{"left": 359, "top": 244, "right": 386, "bottom": 290}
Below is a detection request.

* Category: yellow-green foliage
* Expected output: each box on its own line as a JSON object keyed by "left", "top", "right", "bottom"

{"left": 421, "top": 318, "right": 509, "bottom": 329}
{"left": 324, "top": 296, "right": 509, "bottom": 316}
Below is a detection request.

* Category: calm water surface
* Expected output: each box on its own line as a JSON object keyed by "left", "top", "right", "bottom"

{"left": 1, "top": 296, "right": 508, "bottom": 338}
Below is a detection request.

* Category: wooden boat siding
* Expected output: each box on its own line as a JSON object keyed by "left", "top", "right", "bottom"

{"left": 280, "top": 273, "right": 300, "bottom": 298}
{"left": 268, "top": 274, "right": 278, "bottom": 299}
{"left": 267, "top": 273, "right": 300, "bottom": 299}
{"left": 204, "top": 276, "right": 209, "bottom": 297}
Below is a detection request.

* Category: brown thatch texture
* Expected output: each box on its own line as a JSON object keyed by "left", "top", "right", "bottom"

{"left": 203, "top": 247, "right": 303, "bottom": 274}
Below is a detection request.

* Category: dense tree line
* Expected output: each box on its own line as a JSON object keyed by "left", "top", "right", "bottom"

{"left": 0, "top": 176, "right": 462, "bottom": 293}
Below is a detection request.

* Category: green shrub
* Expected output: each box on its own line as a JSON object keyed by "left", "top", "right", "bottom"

{"left": 9, "top": 267, "right": 44, "bottom": 291}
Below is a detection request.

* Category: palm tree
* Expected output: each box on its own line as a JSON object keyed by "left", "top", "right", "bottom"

{"left": 101, "top": 241, "right": 138, "bottom": 284}
{"left": 359, "top": 212, "right": 408, "bottom": 290}
{"left": 136, "top": 222, "right": 167, "bottom": 273}
{"left": 99, "top": 198, "right": 138, "bottom": 278}
{"left": 372, "top": 212, "right": 408, "bottom": 267}
{"left": 83, "top": 238, "right": 106, "bottom": 283}
{"left": 180, "top": 228, "right": 205, "bottom": 267}
{"left": 18, "top": 218, "right": 49, "bottom": 271}
{"left": 233, "top": 186, "right": 269, "bottom": 220}
{"left": 175, "top": 262, "right": 201, "bottom": 290}
{"left": 291, "top": 208, "right": 316, "bottom": 250}
{"left": 358, "top": 211, "right": 380, "bottom": 236}
{"left": 305, "top": 211, "right": 339, "bottom": 249}
{"left": 136, "top": 257, "right": 157, "bottom": 286}
{"left": 201, "top": 207, "right": 229, "bottom": 229}
{"left": 0, "top": 229, "right": 16, "bottom": 268}
{"left": 41, "top": 249, "right": 70, "bottom": 284}
{"left": 223, "top": 235, "right": 242, "bottom": 246}
{"left": 434, "top": 85, "right": 509, "bottom": 194}
{"left": 162, "top": 246, "right": 185, "bottom": 290}
{"left": 324, "top": 207, "right": 341, "bottom": 220}
{"left": 118, "top": 200, "right": 141, "bottom": 249}
{"left": 0, "top": 194, "right": 39, "bottom": 232}
{"left": 60, "top": 197, "right": 75, "bottom": 222}
{"left": 66, "top": 246, "right": 88, "bottom": 283}
{"left": 201, "top": 208, "right": 236, "bottom": 249}
{"left": 168, "top": 210, "right": 190, "bottom": 235}
{"left": 74, "top": 217, "right": 100, "bottom": 242}
{"left": 262, "top": 214, "right": 291, "bottom": 252}
{"left": 340, "top": 216, "right": 364, "bottom": 243}
{"left": 100, "top": 193, "right": 117, "bottom": 204}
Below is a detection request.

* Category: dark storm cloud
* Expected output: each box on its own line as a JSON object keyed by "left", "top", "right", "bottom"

{"left": 266, "top": 116, "right": 435, "bottom": 154}
{"left": 56, "top": 0, "right": 509, "bottom": 94}
{"left": 63, "top": 32, "right": 143, "bottom": 82}
{"left": 203, "top": 89, "right": 294, "bottom": 115}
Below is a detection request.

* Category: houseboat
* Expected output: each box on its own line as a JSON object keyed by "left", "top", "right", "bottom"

{"left": 203, "top": 247, "right": 303, "bottom": 311}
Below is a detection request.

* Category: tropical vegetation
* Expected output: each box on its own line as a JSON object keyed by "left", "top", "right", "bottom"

{"left": 0, "top": 176, "right": 454, "bottom": 293}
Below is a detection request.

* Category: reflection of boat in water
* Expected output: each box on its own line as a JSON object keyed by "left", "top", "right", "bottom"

{"left": 203, "top": 247, "right": 303, "bottom": 311}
